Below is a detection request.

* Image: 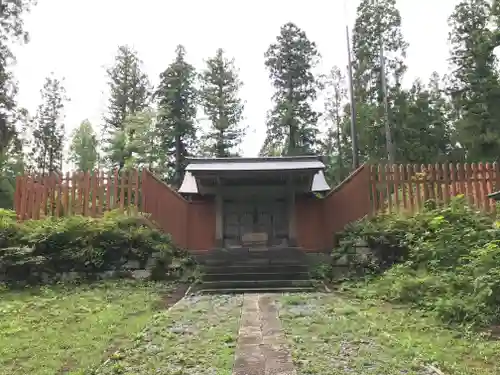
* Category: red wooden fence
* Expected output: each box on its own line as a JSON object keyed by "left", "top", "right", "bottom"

{"left": 370, "top": 163, "right": 500, "bottom": 215}
{"left": 15, "top": 169, "right": 142, "bottom": 220}
{"left": 13, "top": 168, "right": 215, "bottom": 251}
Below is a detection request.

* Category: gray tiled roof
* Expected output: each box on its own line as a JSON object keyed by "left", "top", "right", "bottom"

{"left": 185, "top": 156, "right": 326, "bottom": 172}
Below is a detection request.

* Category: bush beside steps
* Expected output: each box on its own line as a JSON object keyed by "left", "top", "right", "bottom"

{"left": 0, "top": 209, "right": 196, "bottom": 286}
{"left": 326, "top": 196, "right": 500, "bottom": 329}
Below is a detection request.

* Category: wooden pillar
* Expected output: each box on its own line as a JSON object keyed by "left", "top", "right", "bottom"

{"left": 287, "top": 175, "right": 297, "bottom": 246}
{"left": 215, "top": 191, "right": 224, "bottom": 247}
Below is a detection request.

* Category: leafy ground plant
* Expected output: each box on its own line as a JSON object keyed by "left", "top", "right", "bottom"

{"left": 0, "top": 281, "right": 177, "bottom": 375}
{"left": 279, "top": 292, "right": 500, "bottom": 375}
{"left": 92, "top": 294, "right": 243, "bottom": 375}
{"left": 332, "top": 196, "right": 500, "bottom": 327}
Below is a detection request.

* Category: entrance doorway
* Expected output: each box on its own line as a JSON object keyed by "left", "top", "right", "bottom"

{"left": 222, "top": 198, "right": 288, "bottom": 248}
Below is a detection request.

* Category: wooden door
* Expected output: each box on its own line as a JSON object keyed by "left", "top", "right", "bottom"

{"left": 223, "top": 198, "right": 289, "bottom": 247}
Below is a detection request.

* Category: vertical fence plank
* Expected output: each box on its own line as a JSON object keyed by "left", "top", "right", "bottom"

{"left": 19, "top": 176, "right": 26, "bottom": 220}
{"left": 133, "top": 169, "right": 140, "bottom": 212}
{"left": 486, "top": 163, "right": 495, "bottom": 215}
{"left": 141, "top": 169, "right": 147, "bottom": 214}
{"left": 127, "top": 169, "right": 133, "bottom": 213}
{"left": 81, "top": 171, "right": 89, "bottom": 216}
{"left": 23, "top": 178, "right": 30, "bottom": 220}
{"left": 70, "top": 172, "right": 77, "bottom": 216}
{"left": 478, "top": 163, "right": 489, "bottom": 213}
{"left": 457, "top": 163, "right": 466, "bottom": 197}
{"left": 464, "top": 163, "right": 474, "bottom": 206}
{"left": 495, "top": 162, "right": 500, "bottom": 191}
{"left": 413, "top": 164, "right": 421, "bottom": 211}
{"left": 91, "top": 170, "right": 98, "bottom": 217}
{"left": 406, "top": 165, "right": 414, "bottom": 213}
{"left": 113, "top": 169, "right": 119, "bottom": 211}
{"left": 442, "top": 163, "right": 450, "bottom": 206}
{"left": 473, "top": 163, "right": 479, "bottom": 209}
{"left": 62, "top": 172, "right": 69, "bottom": 217}
{"left": 14, "top": 176, "right": 21, "bottom": 216}
{"left": 53, "top": 173, "right": 61, "bottom": 217}
{"left": 393, "top": 165, "right": 400, "bottom": 212}
{"left": 98, "top": 171, "right": 105, "bottom": 216}
{"left": 434, "top": 163, "right": 443, "bottom": 204}
{"left": 28, "top": 178, "right": 35, "bottom": 219}
{"left": 449, "top": 163, "right": 457, "bottom": 197}
{"left": 399, "top": 165, "right": 406, "bottom": 211}
{"left": 79, "top": 172, "right": 84, "bottom": 216}
{"left": 420, "top": 164, "right": 428, "bottom": 203}
{"left": 378, "top": 165, "right": 384, "bottom": 213}
{"left": 33, "top": 178, "right": 41, "bottom": 220}
{"left": 119, "top": 171, "right": 126, "bottom": 211}
{"left": 384, "top": 165, "right": 392, "bottom": 213}
{"left": 426, "top": 164, "right": 434, "bottom": 201}
{"left": 106, "top": 171, "right": 112, "bottom": 212}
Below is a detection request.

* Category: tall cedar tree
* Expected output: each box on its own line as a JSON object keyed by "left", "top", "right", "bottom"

{"left": 351, "top": 0, "right": 407, "bottom": 162}
{"left": 199, "top": 48, "right": 245, "bottom": 157}
{"left": 31, "top": 75, "right": 67, "bottom": 175}
{"left": 398, "top": 74, "right": 455, "bottom": 163}
{"left": 69, "top": 119, "right": 99, "bottom": 171}
{"left": 262, "top": 22, "right": 320, "bottom": 156}
{"left": 103, "top": 45, "right": 150, "bottom": 169}
{"left": 0, "top": 0, "right": 34, "bottom": 157}
{"left": 321, "top": 66, "right": 349, "bottom": 184}
{"left": 448, "top": 0, "right": 500, "bottom": 161}
{"left": 155, "top": 45, "right": 197, "bottom": 186}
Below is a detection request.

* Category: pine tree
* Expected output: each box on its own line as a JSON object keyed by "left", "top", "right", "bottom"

{"left": 31, "top": 75, "right": 67, "bottom": 175}
{"left": 103, "top": 45, "right": 151, "bottom": 168}
{"left": 448, "top": 0, "right": 500, "bottom": 161}
{"left": 69, "top": 120, "right": 99, "bottom": 171}
{"left": 351, "top": 0, "right": 407, "bottom": 162}
{"left": 199, "top": 48, "right": 245, "bottom": 157}
{"left": 262, "top": 22, "right": 320, "bottom": 156}
{"left": 155, "top": 45, "right": 197, "bottom": 185}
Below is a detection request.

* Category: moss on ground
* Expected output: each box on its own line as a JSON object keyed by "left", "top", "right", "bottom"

{"left": 279, "top": 292, "right": 500, "bottom": 375}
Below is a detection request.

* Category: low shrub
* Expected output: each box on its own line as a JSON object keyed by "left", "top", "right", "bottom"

{"left": 0, "top": 209, "right": 196, "bottom": 285}
{"left": 332, "top": 196, "right": 500, "bottom": 327}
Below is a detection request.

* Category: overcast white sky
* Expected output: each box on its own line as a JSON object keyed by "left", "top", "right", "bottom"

{"left": 12, "top": 0, "right": 459, "bottom": 158}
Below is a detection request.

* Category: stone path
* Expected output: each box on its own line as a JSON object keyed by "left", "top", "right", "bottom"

{"left": 232, "top": 294, "right": 296, "bottom": 375}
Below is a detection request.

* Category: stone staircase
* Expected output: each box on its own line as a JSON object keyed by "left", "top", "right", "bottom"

{"left": 192, "top": 247, "right": 317, "bottom": 294}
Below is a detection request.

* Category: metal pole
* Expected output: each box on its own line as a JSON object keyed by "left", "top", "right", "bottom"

{"left": 379, "top": 37, "right": 395, "bottom": 164}
{"left": 346, "top": 25, "right": 359, "bottom": 169}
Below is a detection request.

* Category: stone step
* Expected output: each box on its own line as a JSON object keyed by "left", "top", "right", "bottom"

{"left": 196, "top": 286, "right": 317, "bottom": 295}
{"left": 202, "top": 257, "right": 305, "bottom": 266}
{"left": 203, "top": 264, "right": 309, "bottom": 275}
{"left": 199, "top": 278, "right": 314, "bottom": 290}
{"left": 193, "top": 247, "right": 309, "bottom": 266}
{"left": 202, "top": 271, "right": 310, "bottom": 282}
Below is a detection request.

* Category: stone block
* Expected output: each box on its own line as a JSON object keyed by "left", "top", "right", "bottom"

{"left": 124, "top": 260, "right": 141, "bottom": 270}
{"left": 132, "top": 269, "right": 151, "bottom": 280}
{"left": 60, "top": 271, "right": 80, "bottom": 282}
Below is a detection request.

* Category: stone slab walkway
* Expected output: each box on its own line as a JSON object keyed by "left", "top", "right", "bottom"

{"left": 232, "top": 294, "right": 296, "bottom": 375}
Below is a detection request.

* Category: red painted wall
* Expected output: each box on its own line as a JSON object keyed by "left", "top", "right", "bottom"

{"left": 295, "top": 196, "right": 325, "bottom": 251}
{"left": 187, "top": 199, "right": 216, "bottom": 251}
{"left": 142, "top": 165, "right": 372, "bottom": 253}
{"left": 323, "top": 165, "right": 372, "bottom": 249}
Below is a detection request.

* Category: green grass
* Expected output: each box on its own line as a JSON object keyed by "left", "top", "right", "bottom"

{"left": 93, "top": 294, "right": 243, "bottom": 375}
{"left": 0, "top": 281, "right": 174, "bottom": 375}
{"left": 279, "top": 292, "right": 500, "bottom": 375}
